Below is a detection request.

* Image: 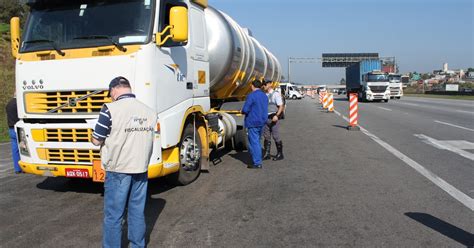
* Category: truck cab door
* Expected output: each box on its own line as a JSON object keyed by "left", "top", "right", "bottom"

{"left": 188, "top": 5, "right": 209, "bottom": 99}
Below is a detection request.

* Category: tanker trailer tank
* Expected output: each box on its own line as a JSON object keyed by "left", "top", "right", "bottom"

{"left": 205, "top": 6, "right": 281, "bottom": 100}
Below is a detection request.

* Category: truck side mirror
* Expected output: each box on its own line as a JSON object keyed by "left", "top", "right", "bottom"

{"left": 10, "top": 17, "right": 20, "bottom": 58}
{"left": 156, "top": 6, "right": 188, "bottom": 46}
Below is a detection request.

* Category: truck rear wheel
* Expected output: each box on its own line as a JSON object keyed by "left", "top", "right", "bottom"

{"left": 169, "top": 124, "right": 202, "bottom": 185}
{"left": 233, "top": 127, "right": 248, "bottom": 151}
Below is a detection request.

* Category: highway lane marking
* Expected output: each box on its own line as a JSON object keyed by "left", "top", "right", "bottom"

{"left": 397, "top": 102, "right": 421, "bottom": 107}
{"left": 456, "top": 110, "right": 474, "bottom": 115}
{"left": 396, "top": 102, "right": 474, "bottom": 116}
{"left": 377, "top": 107, "right": 392, "bottom": 111}
{"left": 414, "top": 134, "right": 474, "bottom": 162}
{"left": 434, "top": 120, "right": 474, "bottom": 132}
{"left": 334, "top": 110, "right": 474, "bottom": 211}
{"left": 0, "top": 167, "right": 12, "bottom": 173}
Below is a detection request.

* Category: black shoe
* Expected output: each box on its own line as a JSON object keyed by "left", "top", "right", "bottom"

{"left": 14, "top": 171, "right": 23, "bottom": 174}
{"left": 247, "top": 164, "right": 262, "bottom": 169}
{"left": 273, "top": 141, "right": 284, "bottom": 161}
{"left": 263, "top": 140, "right": 272, "bottom": 160}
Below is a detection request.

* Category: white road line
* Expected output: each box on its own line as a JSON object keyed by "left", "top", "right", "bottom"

{"left": 456, "top": 110, "right": 474, "bottom": 115}
{"left": 414, "top": 134, "right": 474, "bottom": 162}
{"left": 434, "top": 120, "right": 474, "bottom": 132}
{"left": 377, "top": 107, "right": 392, "bottom": 111}
{"left": 0, "top": 142, "right": 10, "bottom": 147}
{"left": 334, "top": 110, "right": 474, "bottom": 211}
{"left": 397, "top": 102, "right": 421, "bottom": 107}
{"left": 0, "top": 167, "right": 12, "bottom": 173}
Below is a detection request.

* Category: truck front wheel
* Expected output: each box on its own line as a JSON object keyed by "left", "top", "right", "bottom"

{"left": 170, "top": 124, "right": 202, "bottom": 185}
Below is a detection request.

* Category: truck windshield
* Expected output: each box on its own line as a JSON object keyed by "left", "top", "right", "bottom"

{"left": 21, "top": 0, "right": 155, "bottom": 53}
{"left": 388, "top": 75, "right": 401, "bottom": 81}
{"left": 367, "top": 74, "right": 388, "bottom": 82}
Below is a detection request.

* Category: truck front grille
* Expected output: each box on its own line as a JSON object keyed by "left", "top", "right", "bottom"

{"left": 45, "top": 128, "right": 93, "bottom": 142}
{"left": 46, "top": 148, "right": 100, "bottom": 164}
{"left": 25, "top": 90, "right": 111, "bottom": 114}
{"left": 369, "top": 86, "right": 387, "bottom": 93}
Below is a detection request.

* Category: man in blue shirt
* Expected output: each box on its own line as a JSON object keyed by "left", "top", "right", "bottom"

{"left": 242, "top": 80, "right": 268, "bottom": 169}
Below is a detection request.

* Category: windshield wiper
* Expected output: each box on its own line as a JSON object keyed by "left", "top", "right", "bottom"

{"left": 23, "top": 39, "right": 65, "bottom": 56}
{"left": 73, "top": 35, "right": 127, "bottom": 52}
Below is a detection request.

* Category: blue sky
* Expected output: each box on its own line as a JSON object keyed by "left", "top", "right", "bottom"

{"left": 209, "top": 0, "right": 474, "bottom": 84}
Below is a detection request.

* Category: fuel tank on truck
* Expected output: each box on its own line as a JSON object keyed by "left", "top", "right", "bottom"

{"left": 205, "top": 6, "right": 281, "bottom": 100}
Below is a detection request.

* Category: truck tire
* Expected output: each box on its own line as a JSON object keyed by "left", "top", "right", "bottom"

{"left": 233, "top": 127, "right": 248, "bottom": 151}
{"left": 169, "top": 124, "right": 202, "bottom": 185}
{"left": 292, "top": 95, "right": 297, "bottom": 100}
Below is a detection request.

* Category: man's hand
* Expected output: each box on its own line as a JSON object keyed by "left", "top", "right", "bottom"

{"left": 272, "top": 115, "right": 279, "bottom": 122}
{"left": 92, "top": 137, "right": 104, "bottom": 146}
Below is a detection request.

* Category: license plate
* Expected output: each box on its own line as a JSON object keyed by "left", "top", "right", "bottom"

{"left": 92, "top": 160, "right": 105, "bottom": 183}
{"left": 65, "top": 168, "right": 89, "bottom": 178}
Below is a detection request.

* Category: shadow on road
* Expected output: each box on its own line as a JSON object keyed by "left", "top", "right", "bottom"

{"left": 405, "top": 212, "right": 474, "bottom": 247}
{"left": 122, "top": 196, "right": 166, "bottom": 247}
{"left": 36, "top": 177, "right": 104, "bottom": 194}
{"left": 228, "top": 151, "right": 252, "bottom": 167}
{"left": 332, "top": 125, "right": 349, "bottom": 130}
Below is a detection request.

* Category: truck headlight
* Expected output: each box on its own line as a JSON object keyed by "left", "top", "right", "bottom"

{"left": 17, "top": 127, "right": 30, "bottom": 156}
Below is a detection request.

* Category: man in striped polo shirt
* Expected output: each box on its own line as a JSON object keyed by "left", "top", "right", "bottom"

{"left": 92, "top": 76, "right": 157, "bottom": 248}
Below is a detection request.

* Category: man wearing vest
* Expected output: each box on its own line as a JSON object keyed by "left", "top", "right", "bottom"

{"left": 242, "top": 80, "right": 268, "bottom": 169}
{"left": 262, "top": 80, "right": 285, "bottom": 161}
{"left": 92, "top": 76, "right": 157, "bottom": 248}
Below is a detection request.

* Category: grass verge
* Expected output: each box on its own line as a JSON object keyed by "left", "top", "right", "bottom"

{"left": 0, "top": 23, "right": 9, "bottom": 34}
{"left": 1, "top": 25, "right": 15, "bottom": 142}
{"left": 404, "top": 93, "right": 474, "bottom": 101}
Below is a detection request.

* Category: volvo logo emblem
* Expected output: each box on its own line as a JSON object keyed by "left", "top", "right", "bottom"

{"left": 68, "top": 98, "right": 77, "bottom": 107}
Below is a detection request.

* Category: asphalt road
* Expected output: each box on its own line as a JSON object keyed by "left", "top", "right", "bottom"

{"left": 332, "top": 95, "right": 474, "bottom": 201}
{"left": 0, "top": 97, "right": 473, "bottom": 247}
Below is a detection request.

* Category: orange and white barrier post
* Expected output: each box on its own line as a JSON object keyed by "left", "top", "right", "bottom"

{"left": 348, "top": 93, "right": 360, "bottom": 130}
{"left": 322, "top": 92, "right": 329, "bottom": 109}
{"left": 318, "top": 91, "right": 324, "bottom": 104}
{"left": 327, "top": 93, "right": 334, "bottom": 113}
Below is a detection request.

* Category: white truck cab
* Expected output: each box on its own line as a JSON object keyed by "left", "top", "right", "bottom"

{"left": 388, "top": 74, "right": 403, "bottom": 99}
{"left": 361, "top": 71, "right": 391, "bottom": 102}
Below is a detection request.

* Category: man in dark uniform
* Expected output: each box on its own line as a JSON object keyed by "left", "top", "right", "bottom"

{"left": 5, "top": 94, "right": 22, "bottom": 173}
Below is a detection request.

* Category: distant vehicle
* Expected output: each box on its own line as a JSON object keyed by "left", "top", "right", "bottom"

{"left": 280, "top": 83, "right": 303, "bottom": 99}
{"left": 346, "top": 60, "right": 390, "bottom": 102}
{"left": 401, "top": 75, "right": 410, "bottom": 85}
{"left": 337, "top": 89, "right": 346, "bottom": 95}
{"left": 388, "top": 73, "right": 403, "bottom": 99}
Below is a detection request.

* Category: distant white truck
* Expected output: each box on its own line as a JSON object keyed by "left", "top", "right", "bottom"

{"left": 280, "top": 83, "right": 303, "bottom": 99}
{"left": 388, "top": 73, "right": 403, "bottom": 99}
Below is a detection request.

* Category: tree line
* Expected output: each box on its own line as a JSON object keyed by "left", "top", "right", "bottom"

{"left": 0, "top": 0, "right": 28, "bottom": 24}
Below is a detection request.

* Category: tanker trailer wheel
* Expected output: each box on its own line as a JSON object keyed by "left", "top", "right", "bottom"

{"left": 169, "top": 124, "right": 202, "bottom": 185}
{"left": 233, "top": 127, "right": 248, "bottom": 152}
